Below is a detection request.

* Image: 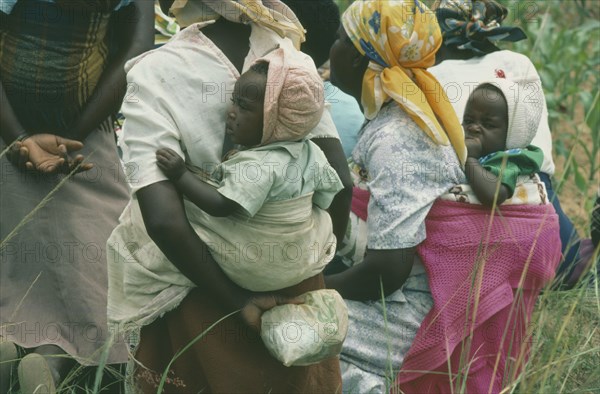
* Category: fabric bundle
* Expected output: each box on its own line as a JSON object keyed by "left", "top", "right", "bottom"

{"left": 261, "top": 290, "right": 348, "bottom": 367}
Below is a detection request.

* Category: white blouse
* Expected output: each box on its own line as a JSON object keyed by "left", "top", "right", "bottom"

{"left": 121, "top": 22, "right": 339, "bottom": 194}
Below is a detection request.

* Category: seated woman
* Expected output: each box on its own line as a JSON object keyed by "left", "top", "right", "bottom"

{"left": 325, "top": 0, "right": 467, "bottom": 391}
{"left": 396, "top": 80, "right": 561, "bottom": 393}
{"left": 327, "top": 0, "right": 561, "bottom": 392}
{"left": 429, "top": 0, "right": 592, "bottom": 287}
{"left": 108, "top": 0, "right": 348, "bottom": 392}
{"left": 398, "top": 84, "right": 560, "bottom": 393}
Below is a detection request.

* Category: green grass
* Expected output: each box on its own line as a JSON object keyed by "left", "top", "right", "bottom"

{"left": 1, "top": 1, "right": 598, "bottom": 393}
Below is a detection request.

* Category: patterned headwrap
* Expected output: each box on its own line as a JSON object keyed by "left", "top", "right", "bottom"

{"left": 342, "top": 0, "right": 466, "bottom": 164}
{"left": 434, "top": 0, "right": 527, "bottom": 54}
{"left": 169, "top": 0, "right": 305, "bottom": 49}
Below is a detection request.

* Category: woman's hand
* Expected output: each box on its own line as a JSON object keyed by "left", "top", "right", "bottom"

{"left": 10, "top": 134, "right": 93, "bottom": 174}
{"left": 240, "top": 294, "right": 303, "bottom": 333}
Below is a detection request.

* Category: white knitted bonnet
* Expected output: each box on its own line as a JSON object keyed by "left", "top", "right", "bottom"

{"left": 477, "top": 78, "right": 544, "bottom": 149}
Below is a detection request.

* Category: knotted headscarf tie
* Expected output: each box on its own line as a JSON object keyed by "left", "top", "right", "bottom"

{"left": 434, "top": 0, "right": 526, "bottom": 55}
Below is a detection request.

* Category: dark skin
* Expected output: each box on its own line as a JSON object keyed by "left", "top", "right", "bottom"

{"left": 139, "top": 20, "right": 273, "bottom": 329}
{"left": 156, "top": 147, "right": 241, "bottom": 216}
{"left": 139, "top": 17, "right": 350, "bottom": 329}
{"left": 1, "top": 1, "right": 154, "bottom": 174}
{"left": 0, "top": 0, "right": 154, "bottom": 385}
{"left": 155, "top": 70, "right": 265, "bottom": 216}
{"left": 326, "top": 25, "right": 415, "bottom": 301}
{"left": 463, "top": 86, "right": 511, "bottom": 206}
{"left": 157, "top": 1, "right": 352, "bottom": 242}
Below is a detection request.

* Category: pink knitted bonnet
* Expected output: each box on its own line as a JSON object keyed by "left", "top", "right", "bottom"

{"left": 257, "top": 47, "right": 324, "bottom": 145}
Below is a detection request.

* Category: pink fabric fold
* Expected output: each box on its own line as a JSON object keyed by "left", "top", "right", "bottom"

{"left": 350, "top": 186, "right": 370, "bottom": 221}
{"left": 396, "top": 199, "right": 561, "bottom": 394}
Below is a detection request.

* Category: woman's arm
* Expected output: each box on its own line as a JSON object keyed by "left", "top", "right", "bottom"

{"left": 326, "top": 248, "right": 415, "bottom": 300}
{"left": 137, "top": 182, "right": 252, "bottom": 310}
{"left": 1, "top": 81, "right": 90, "bottom": 173}
{"left": 136, "top": 181, "right": 301, "bottom": 328}
{"left": 465, "top": 157, "right": 509, "bottom": 206}
{"left": 0, "top": 81, "right": 26, "bottom": 145}
{"left": 1, "top": 1, "right": 153, "bottom": 171}
{"left": 310, "top": 137, "right": 352, "bottom": 244}
{"left": 69, "top": 1, "right": 154, "bottom": 140}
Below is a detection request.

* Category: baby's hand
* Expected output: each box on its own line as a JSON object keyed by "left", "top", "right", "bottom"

{"left": 156, "top": 148, "right": 186, "bottom": 180}
{"left": 465, "top": 138, "right": 483, "bottom": 159}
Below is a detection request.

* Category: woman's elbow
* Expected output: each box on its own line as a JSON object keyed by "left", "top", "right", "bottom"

{"left": 377, "top": 248, "right": 416, "bottom": 295}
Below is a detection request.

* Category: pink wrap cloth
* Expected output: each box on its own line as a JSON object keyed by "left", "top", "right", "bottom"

{"left": 351, "top": 186, "right": 370, "bottom": 221}
{"left": 395, "top": 199, "right": 561, "bottom": 394}
{"left": 257, "top": 47, "right": 324, "bottom": 145}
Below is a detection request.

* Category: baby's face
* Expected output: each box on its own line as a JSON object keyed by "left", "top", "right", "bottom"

{"left": 463, "top": 86, "right": 509, "bottom": 157}
{"left": 226, "top": 70, "right": 266, "bottom": 147}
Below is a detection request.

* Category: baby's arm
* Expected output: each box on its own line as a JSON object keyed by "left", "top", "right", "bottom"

{"left": 464, "top": 139, "right": 509, "bottom": 206}
{"left": 156, "top": 148, "right": 240, "bottom": 217}
{"left": 465, "top": 157, "right": 509, "bottom": 207}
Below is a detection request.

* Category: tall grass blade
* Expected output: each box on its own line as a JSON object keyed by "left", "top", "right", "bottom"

{"left": 157, "top": 309, "right": 239, "bottom": 394}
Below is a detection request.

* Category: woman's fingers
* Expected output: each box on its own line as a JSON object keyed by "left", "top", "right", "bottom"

{"left": 18, "top": 145, "right": 30, "bottom": 169}
{"left": 240, "top": 295, "right": 305, "bottom": 333}
{"left": 37, "top": 157, "right": 64, "bottom": 173}
{"left": 55, "top": 136, "right": 84, "bottom": 152}
{"left": 71, "top": 154, "right": 94, "bottom": 173}
{"left": 275, "top": 295, "right": 303, "bottom": 306}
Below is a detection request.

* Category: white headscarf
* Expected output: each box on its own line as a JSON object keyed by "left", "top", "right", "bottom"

{"left": 169, "top": 0, "right": 305, "bottom": 49}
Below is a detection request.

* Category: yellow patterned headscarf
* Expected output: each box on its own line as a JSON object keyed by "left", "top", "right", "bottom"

{"left": 342, "top": 0, "right": 466, "bottom": 164}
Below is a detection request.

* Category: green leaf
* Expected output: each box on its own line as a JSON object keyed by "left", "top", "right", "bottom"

{"left": 554, "top": 139, "right": 569, "bottom": 159}
{"left": 584, "top": 91, "right": 600, "bottom": 133}
{"left": 575, "top": 166, "right": 588, "bottom": 193}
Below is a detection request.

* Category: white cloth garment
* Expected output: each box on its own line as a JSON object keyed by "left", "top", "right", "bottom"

{"left": 108, "top": 21, "right": 340, "bottom": 328}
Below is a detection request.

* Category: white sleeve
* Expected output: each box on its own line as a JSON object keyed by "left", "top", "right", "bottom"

{"left": 121, "top": 57, "right": 183, "bottom": 194}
